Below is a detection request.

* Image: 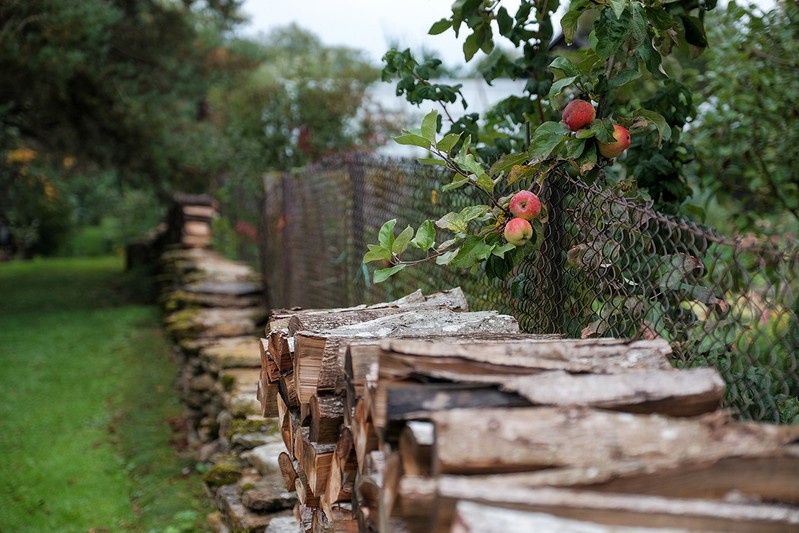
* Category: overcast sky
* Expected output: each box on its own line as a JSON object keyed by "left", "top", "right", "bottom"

{"left": 237, "top": 0, "right": 522, "bottom": 67}
{"left": 238, "top": 0, "right": 776, "bottom": 68}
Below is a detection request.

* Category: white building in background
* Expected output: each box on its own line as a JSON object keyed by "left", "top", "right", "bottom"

{"left": 367, "top": 78, "right": 527, "bottom": 157}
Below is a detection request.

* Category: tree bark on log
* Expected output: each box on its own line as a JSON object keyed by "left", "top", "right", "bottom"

{"left": 429, "top": 407, "right": 799, "bottom": 475}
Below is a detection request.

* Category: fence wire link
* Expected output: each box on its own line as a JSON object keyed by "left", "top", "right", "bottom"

{"left": 258, "top": 153, "right": 799, "bottom": 423}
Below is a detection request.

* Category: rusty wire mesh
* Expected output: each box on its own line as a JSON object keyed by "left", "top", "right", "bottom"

{"left": 256, "top": 152, "right": 799, "bottom": 423}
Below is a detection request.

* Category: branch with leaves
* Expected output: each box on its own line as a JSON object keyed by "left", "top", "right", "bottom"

{"left": 366, "top": 0, "right": 715, "bottom": 283}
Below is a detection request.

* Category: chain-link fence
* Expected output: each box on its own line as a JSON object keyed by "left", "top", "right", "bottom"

{"left": 256, "top": 152, "right": 799, "bottom": 423}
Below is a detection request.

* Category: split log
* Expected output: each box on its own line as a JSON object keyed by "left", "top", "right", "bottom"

{"left": 378, "top": 337, "right": 673, "bottom": 384}
{"left": 277, "top": 393, "right": 301, "bottom": 457}
{"left": 499, "top": 367, "right": 725, "bottom": 417}
{"left": 255, "top": 372, "right": 278, "bottom": 417}
{"left": 287, "top": 288, "right": 469, "bottom": 335}
{"left": 322, "top": 429, "right": 357, "bottom": 517}
{"left": 399, "top": 421, "right": 434, "bottom": 477}
{"left": 278, "top": 451, "right": 299, "bottom": 492}
{"left": 294, "top": 310, "right": 520, "bottom": 406}
{"left": 295, "top": 469, "right": 321, "bottom": 507}
{"left": 373, "top": 382, "right": 530, "bottom": 441}
{"left": 449, "top": 501, "right": 726, "bottom": 533}
{"left": 443, "top": 447, "right": 799, "bottom": 507}
{"left": 309, "top": 394, "right": 345, "bottom": 444}
{"left": 436, "top": 480, "right": 799, "bottom": 533}
{"left": 300, "top": 438, "right": 336, "bottom": 495}
{"left": 429, "top": 407, "right": 799, "bottom": 476}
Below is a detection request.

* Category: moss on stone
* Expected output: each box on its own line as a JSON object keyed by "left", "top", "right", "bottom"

{"left": 203, "top": 461, "right": 242, "bottom": 487}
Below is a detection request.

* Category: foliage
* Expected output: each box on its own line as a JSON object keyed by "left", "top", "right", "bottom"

{"left": 0, "top": 0, "right": 241, "bottom": 191}
{"left": 367, "top": 0, "right": 715, "bottom": 282}
{"left": 0, "top": 257, "right": 210, "bottom": 531}
{"left": 0, "top": 0, "right": 247, "bottom": 256}
{"left": 207, "top": 24, "right": 388, "bottom": 262}
{"left": 0, "top": 2, "right": 383, "bottom": 258}
{"left": 685, "top": 2, "right": 799, "bottom": 233}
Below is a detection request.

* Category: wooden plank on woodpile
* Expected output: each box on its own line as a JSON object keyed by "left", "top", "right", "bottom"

{"left": 353, "top": 398, "right": 379, "bottom": 473}
{"left": 295, "top": 468, "right": 321, "bottom": 507}
{"left": 299, "top": 434, "right": 336, "bottom": 495}
{"left": 498, "top": 367, "right": 725, "bottom": 417}
{"left": 309, "top": 394, "right": 345, "bottom": 444}
{"left": 322, "top": 427, "right": 358, "bottom": 515}
{"left": 165, "top": 308, "right": 264, "bottom": 340}
{"left": 378, "top": 337, "right": 673, "bottom": 384}
{"left": 450, "top": 501, "right": 707, "bottom": 533}
{"left": 435, "top": 480, "right": 799, "bottom": 533}
{"left": 373, "top": 382, "right": 530, "bottom": 441}
{"left": 266, "top": 330, "right": 293, "bottom": 377}
{"left": 456, "top": 446, "right": 799, "bottom": 506}
{"left": 294, "top": 310, "right": 519, "bottom": 406}
{"left": 286, "top": 288, "right": 469, "bottom": 335}
{"left": 277, "top": 393, "right": 300, "bottom": 457}
{"left": 183, "top": 219, "right": 211, "bottom": 237}
{"left": 278, "top": 451, "right": 299, "bottom": 492}
{"left": 429, "top": 407, "right": 799, "bottom": 476}
{"left": 399, "top": 421, "right": 434, "bottom": 477}
{"left": 182, "top": 204, "right": 216, "bottom": 219}
{"left": 314, "top": 506, "right": 357, "bottom": 533}
{"left": 256, "top": 373, "right": 278, "bottom": 417}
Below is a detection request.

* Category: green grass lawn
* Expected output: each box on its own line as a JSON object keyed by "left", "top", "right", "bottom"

{"left": 0, "top": 256, "right": 210, "bottom": 532}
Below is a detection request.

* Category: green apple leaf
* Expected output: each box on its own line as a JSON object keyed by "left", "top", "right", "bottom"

{"left": 394, "top": 132, "right": 431, "bottom": 149}
{"left": 421, "top": 110, "right": 438, "bottom": 142}
{"left": 547, "top": 75, "right": 577, "bottom": 102}
{"left": 442, "top": 174, "right": 469, "bottom": 191}
{"left": 497, "top": 6, "right": 513, "bottom": 36}
{"left": 429, "top": 18, "right": 451, "bottom": 35}
{"left": 529, "top": 121, "right": 569, "bottom": 159}
{"left": 608, "top": 67, "right": 641, "bottom": 88}
{"left": 507, "top": 162, "right": 540, "bottom": 186}
{"left": 410, "top": 220, "right": 435, "bottom": 251}
{"left": 373, "top": 264, "right": 406, "bottom": 283}
{"left": 363, "top": 244, "right": 392, "bottom": 264}
{"left": 549, "top": 57, "right": 580, "bottom": 79}
{"left": 435, "top": 248, "right": 460, "bottom": 265}
{"left": 436, "top": 212, "right": 468, "bottom": 234}
{"left": 417, "top": 157, "right": 446, "bottom": 166}
{"left": 377, "top": 219, "right": 397, "bottom": 249}
{"left": 591, "top": 118, "right": 616, "bottom": 143}
{"left": 608, "top": 0, "right": 627, "bottom": 19}
{"left": 460, "top": 204, "right": 490, "bottom": 222}
{"left": 392, "top": 225, "right": 414, "bottom": 255}
{"left": 488, "top": 152, "right": 528, "bottom": 177}
{"left": 475, "top": 173, "right": 495, "bottom": 193}
{"left": 449, "top": 236, "right": 495, "bottom": 268}
{"left": 636, "top": 108, "right": 672, "bottom": 145}
{"left": 566, "top": 137, "right": 587, "bottom": 159}
{"left": 436, "top": 132, "right": 462, "bottom": 153}
{"left": 492, "top": 242, "right": 517, "bottom": 258}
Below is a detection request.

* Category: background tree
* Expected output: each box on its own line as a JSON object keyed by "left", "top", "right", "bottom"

{"left": 685, "top": 1, "right": 799, "bottom": 234}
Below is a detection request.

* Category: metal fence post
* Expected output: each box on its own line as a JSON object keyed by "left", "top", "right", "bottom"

{"left": 350, "top": 154, "right": 367, "bottom": 305}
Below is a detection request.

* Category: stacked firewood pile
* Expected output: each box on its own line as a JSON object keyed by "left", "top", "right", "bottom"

{"left": 257, "top": 291, "right": 799, "bottom": 532}
{"left": 153, "top": 196, "right": 300, "bottom": 531}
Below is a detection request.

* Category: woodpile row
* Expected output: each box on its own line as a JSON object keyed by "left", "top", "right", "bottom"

{"left": 154, "top": 195, "right": 303, "bottom": 531}
{"left": 257, "top": 289, "right": 799, "bottom": 533}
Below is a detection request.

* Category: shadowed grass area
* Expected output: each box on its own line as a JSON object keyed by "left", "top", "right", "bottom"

{"left": 0, "top": 256, "right": 210, "bottom": 532}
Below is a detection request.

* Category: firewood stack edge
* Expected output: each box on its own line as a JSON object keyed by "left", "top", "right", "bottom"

{"left": 257, "top": 289, "right": 799, "bottom": 533}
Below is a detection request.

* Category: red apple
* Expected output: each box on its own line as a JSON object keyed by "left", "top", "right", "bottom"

{"left": 598, "top": 124, "right": 631, "bottom": 158}
{"left": 504, "top": 217, "right": 533, "bottom": 246}
{"left": 561, "top": 99, "right": 595, "bottom": 131}
{"left": 508, "top": 190, "right": 541, "bottom": 221}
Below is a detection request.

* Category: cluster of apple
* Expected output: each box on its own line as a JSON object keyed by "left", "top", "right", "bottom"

{"left": 502, "top": 101, "right": 631, "bottom": 247}
{"left": 503, "top": 190, "right": 541, "bottom": 246}
{"left": 561, "top": 99, "right": 631, "bottom": 158}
